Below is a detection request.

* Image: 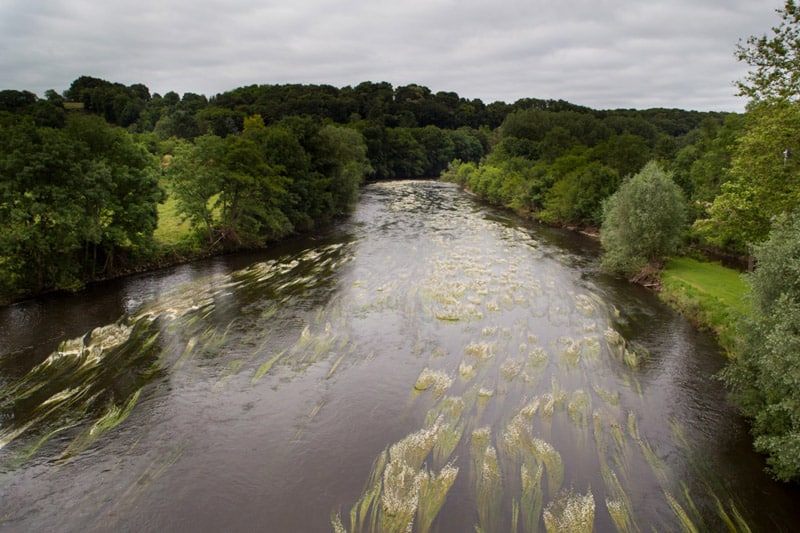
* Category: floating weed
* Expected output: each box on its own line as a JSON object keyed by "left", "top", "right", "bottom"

{"left": 664, "top": 491, "right": 699, "bottom": 533}
{"left": 520, "top": 397, "right": 541, "bottom": 419}
{"left": 347, "top": 449, "right": 388, "bottom": 533}
{"left": 520, "top": 462, "right": 544, "bottom": 533}
{"left": 592, "top": 384, "right": 620, "bottom": 407}
{"left": 500, "top": 358, "right": 523, "bottom": 381}
{"left": 531, "top": 438, "right": 564, "bottom": 498}
{"left": 327, "top": 353, "right": 346, "bottom": 379}
{"left": 541, "top": 379, "right": 566, "bottom": 419}
{"left": 482, "top": 326, "right": 498, "bottom": 337}
{"left": 606, "top": 498, "right": 637, "bottom": 533}
{"left": 465, "top": 342, "right": 494, "bottom": 364}
{"left": 528, "top": 347, "right": 548, "bottom": 368}
{"left": 543, "top": 488, "right": 595, "bottom": 533}
{"left": 476, "top": 445, "right": 503, "bottom": 532}
{"left": 416, "top": 463, "right": 459, "bottom": 533}
{"left": 414, "top": 368, "right": 453, "bottom": 398}
{"left": 478, "top": 388, "right": 494, "bottom": 400}
{"left": 711, "top": 494, "right": 752, "bottom": 533}
{"left": 61, "top": 388, "right": 142, "bottom": 459}
{"left": 622, "top": 345, "right": 644, "bottom": 369}
{"left": 559, "top": 337, "right": 583, "bottom": 368}
{"left": 389, "top": 423, "right": 440, "bottom": 471}
{"left": 604, "top": 328, "right": 624, "bottom": 346}
{"left": 628, "top": 412, "right": 669, "bottom": 488}
{"left": 251, "top": 350, "right": 286, "bottom": 384}
{"left": 567, "top": 390, "right": 591, "bottom": 427}
{"left": 583, "top": 336, "right": 601, "bottom": 359}
{"left": 458, "top": 361, "right": 477, "bottom": 382}
{"left": 424, "top": 396, "right": 465, "bottom": 427}
{"left": 601, "top": 464, "right": 637, "bottom": 533}
{"left": 432, "top": 422, "right": 464, "bottom": 468}
{"left": 379, "top": 460, "right": 419, "bottom": 533}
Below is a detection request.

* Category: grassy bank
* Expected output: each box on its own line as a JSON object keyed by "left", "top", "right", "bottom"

{"left": 659, "top": 257, "right": 750, "bottom": 357}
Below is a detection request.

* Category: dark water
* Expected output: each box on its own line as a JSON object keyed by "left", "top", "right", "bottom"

{"left": 0, "top": 180, "right": 797, "bottom": 532}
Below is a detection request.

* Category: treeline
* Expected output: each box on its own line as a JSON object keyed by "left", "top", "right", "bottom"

{"left": 443, "top": 94, "right": 800, "bottom": 263}
{"left": 442, "top": 104, "right": 725, "bottom": 229}
{"left": 0, "top": 76, "right": 728, "bottom": 302}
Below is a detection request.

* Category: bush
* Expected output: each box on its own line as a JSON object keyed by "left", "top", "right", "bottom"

{"left": 722, "top": 210, "right": 800, "bottom": 482}
{"left": 600, "top": 161, "right": 687, "bottom": 277}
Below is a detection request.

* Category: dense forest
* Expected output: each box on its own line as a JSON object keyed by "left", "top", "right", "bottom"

{"left": 0, "top": 76, "right": 721, "bottom": 301}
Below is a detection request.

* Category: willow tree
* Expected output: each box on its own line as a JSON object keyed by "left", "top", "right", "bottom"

{"left": 600, "top": 161, "right": 687, "bottom": 278}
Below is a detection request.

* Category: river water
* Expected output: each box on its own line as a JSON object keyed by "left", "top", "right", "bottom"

{"left": 0, "top": 180, "right": 797, "bottom": 532}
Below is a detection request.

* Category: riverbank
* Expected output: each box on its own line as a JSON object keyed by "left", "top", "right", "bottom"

{"left": 658, "top": 257, "right": 750, "bottom": 357}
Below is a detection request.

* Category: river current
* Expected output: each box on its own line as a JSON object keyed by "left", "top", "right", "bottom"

{"left": 0, "top": 180, "right": 798, "bottom": 532}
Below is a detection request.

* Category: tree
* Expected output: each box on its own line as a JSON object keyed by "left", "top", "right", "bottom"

{"left": 736, "top": 1, "right": 800, "bottom": 102}
{"left": 693, "top": 101, "right": 800, "bottom": 253}
{"left": 0, "top": 114, "right": 161, "bottom": 296}
{"left": 600, "top": 161, "right": 688, "bottom": 277}
{"left": 722, "top": 211, "right": 800, "bottom": 481}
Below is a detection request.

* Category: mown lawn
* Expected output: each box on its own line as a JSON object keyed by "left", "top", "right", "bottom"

{"left": 660, "top": 257, "right": 751, "bottom": 356}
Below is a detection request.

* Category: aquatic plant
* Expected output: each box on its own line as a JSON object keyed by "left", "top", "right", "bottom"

{"left": 380, "top": 460, "right": 420, "bottom": 533}
{"left": 592, "top": 385, "right": 620, "bottom": 407}
{"left": 478, "top": 388, "right": 494, "bottom": 399}
{"left": 664, "top": 491, "right": 699, "bottom": 533}
{"left": 520, "top": 397, "right": 541, "bottom": 419}
{"left": 415, "top": 463, "right": 459, "bottom": 533}
{"left": 500, "top": 358, "right": 523, "bottom": 381}
{"left": 601, "top": 464, "right": 637, "bottom": 533}
{"left": 458, "top": 361, "right": 477, "bottom": 382}
{"left": 251, "top": 350, "right": 287, "bottom": 383}
{"left": 567, "top": 389, "right": 592, "bottom": 427}
{"left": 559, "top": 337, "right": 583, "bottom": 368}
{"left": 520, "top": 462, "right": 544, "bottom": 533}
{"left": 414, "top": 368, "right": 453, "bottom": 398}
{"left": 528, "top": 346, "right": 549, "bottom": 367}
{"left": 475, "top": 445, "right": 503, "bottom": 532}
{"left": 465, "top": 342, "right": 494, "bottom": 364}
{"left": 543, "top": 488, "right": 595, "bottom": 533}
{"left": 531, "top": 438, "right": 564, "bottom": 498}
{"left": 61, "top": 388, "right": 142, "bottom": 459}
{"left": 432, "top": 421, "right": 464, "bottom": 469}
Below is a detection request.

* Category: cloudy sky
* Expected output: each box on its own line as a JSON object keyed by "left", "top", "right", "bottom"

{"left": 0, "top": 0, "right": 784, "bottom": 112}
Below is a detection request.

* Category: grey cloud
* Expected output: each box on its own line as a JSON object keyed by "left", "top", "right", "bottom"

{"left": 0, "top": 0, "right": 786, "bottom": 111}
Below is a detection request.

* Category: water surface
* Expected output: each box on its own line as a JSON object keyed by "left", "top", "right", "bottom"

{"left": 1, "top": 180, "right": 797, "bottom": 532}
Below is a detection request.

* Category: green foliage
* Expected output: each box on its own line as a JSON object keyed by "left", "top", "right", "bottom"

{"left": 541, "top": 161, "right": 620, "bottom": 225}
{"left": 693, "top": 102, "right": 800, "bottom": 253}
{"left": 0, "top": 114, "right": 161, "bottom": 297}
{"left": 600, "top": 161, "right": 688, "bottom": 276}
{"left": 736, "top": 1, "right": 800, "bottom": 103}
{"left": 722, "top": 211, "right": 800, "bottom": 481}
{"left": 165, "top": 117, "right": 370, "bottom": 250}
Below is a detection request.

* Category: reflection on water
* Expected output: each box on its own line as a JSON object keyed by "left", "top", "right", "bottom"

{"left": 0, "top": 180, "right": 798, "bottom": 532}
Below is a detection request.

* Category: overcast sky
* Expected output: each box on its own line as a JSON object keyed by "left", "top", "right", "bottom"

{"left": 0, "top": 0, "right": 785, "bottom": 112}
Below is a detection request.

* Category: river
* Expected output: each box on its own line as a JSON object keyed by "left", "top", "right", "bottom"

{"left": 0, "top": 180, "right": 797, "bottom": 532}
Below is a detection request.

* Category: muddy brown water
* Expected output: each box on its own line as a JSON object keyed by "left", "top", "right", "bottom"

{"left": 1, "top": 180, "right": 798, "bottom": 532}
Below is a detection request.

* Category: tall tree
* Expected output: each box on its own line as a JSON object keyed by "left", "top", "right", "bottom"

{"left": 600, "top": 161, "right": 688, "bottom": 277}
{"left": 722, "top": 211, "right": 800, "bottom": 481}
{"left": 736, "top": 1, "right": 800, "bottom": 102}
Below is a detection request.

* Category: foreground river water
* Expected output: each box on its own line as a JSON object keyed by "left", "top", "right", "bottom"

{"left": 1, "top": 180, "right": 798, "bottom": 532}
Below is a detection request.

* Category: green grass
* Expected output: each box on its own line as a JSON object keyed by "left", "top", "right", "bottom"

{"left": 660, "top": 257, "right": 751, "bottom": 357}
{"left": 154, "top": 195, "right": 193, "bottom": 245}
